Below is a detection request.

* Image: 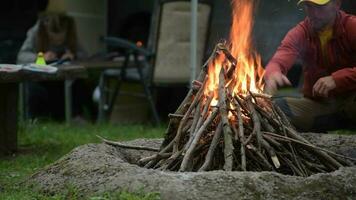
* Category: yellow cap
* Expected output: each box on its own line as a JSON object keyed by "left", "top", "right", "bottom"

{"left": 297, "top": 0, "right": 331, "bottom": 5}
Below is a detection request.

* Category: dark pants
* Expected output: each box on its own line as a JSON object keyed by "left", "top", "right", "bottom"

{"left": 27, "top": 81, "right": 64, "bottom": 120}
{"left": 27, "top": 80, "right": 97, "bottom": 121}
{"left": 273, "top": 94, "right": 356, "bottom": 132}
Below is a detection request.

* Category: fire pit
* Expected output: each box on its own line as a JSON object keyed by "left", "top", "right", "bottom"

{"left": 27, "top": 136, "right": 356, "bottom": 199}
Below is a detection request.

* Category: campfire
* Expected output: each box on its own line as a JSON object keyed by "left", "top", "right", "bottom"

{"left": 138, "top": 0, "right": 353, "bottom": 176}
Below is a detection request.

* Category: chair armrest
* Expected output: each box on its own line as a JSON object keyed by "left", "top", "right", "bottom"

{"left": 101, "top": 36, "right": 152, "bottom": 57}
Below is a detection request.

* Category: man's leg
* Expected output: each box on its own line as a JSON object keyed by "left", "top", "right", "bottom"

{"left": 274, "top": 97, "right": 345, "bottom": 132}
{"left": 340, "top": 93, "right": 356, "bottom": 129}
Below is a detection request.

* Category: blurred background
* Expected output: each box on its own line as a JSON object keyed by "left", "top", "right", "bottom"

{"left": 1, "top": 0, "right": 355, "bottom": 123}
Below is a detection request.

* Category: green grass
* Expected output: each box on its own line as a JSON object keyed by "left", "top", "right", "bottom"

{"left": 0, "top": 121, "right": 165, "bottom": 199}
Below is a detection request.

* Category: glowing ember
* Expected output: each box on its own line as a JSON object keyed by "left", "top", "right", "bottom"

{"left": 205, "top": 0, "right": 265, "bottom": 103}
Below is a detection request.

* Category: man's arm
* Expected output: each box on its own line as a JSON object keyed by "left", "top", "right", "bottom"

{"left": 329, "top": 15, "right": 356, "bottom": 95}
{"left": 331, "top": 68, "right": 356, "bottom": 93}
{"left": 264, "top": 24, "right": 306, "bottom": 94}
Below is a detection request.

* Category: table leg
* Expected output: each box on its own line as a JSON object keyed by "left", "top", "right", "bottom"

{"left": 18, "top": 81, "right": 30, "bottom": 122}
{"left": 0, "top": 83, "right": 18, "bottom": 154}
{"left": 64, "top": 79, "right": 74, "bottom": 124}
{"left": 18, "top": 82, "right": 24, "bottom": 122}
{"left": 98, "top": 75, "right": 106, "bottom": 123}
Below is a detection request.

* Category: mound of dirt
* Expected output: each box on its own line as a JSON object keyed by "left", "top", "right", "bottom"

{"left": 27, "top": 134, "right": 356, "bottom": 200}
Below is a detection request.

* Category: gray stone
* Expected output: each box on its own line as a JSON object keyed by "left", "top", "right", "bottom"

{"left": 28, "top": 135, "right": 356, "bottom": 200}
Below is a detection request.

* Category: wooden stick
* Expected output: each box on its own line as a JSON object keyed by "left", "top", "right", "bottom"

{"left": 245, "top": 96, "right": 262, "bottom": 150}
{"left": 140, "top": 138, "right": 174, "bottom": 167}
{"left": 263, "top": 132, "right": 356, "bottom": 162}
{"left": 198, "top": 122, "right": 223, "bottom": 171}
{"left": 96, "top": 135, "right": 159, "bottom": 152}
{"left": 261, "top": 138, "right": 280, "bottom": 169}
{"left": 236, "top": 103, "right": 246, "bottom": 171}
{"left": 245, "top": 148, "right": 263, "bottom": 171}
{"left": 272, "top": 101, "right": 294, "bottom": 129}
{"left": 260, "top": 117, "right": 276, "bottom": 133}
{"left": 192, "top": 80, "right": 203, "bottom": 93}
{"left": 201, "top": 43, "right": 221, "bottom": 69}
{"left": 173, "top": 78, "right": 206, "bottom": 152}
{"left": 183, "top": 104, "right": 202, "bottom": 152}
{"left": 234, "top": 97, "right": 254, "bottom": 146}
{"left": 194, "top": 95, "right": 214, "bottom": 134}
{"left": 271, "top": 113, "right": 308, "bottom": 174}
{"left": 232, "top": 123, "right": 239, "bottom": 142}
{"left": 284, "top": 126, "right": 344, "bottom": 169}
{"left": 168, "top": 113, "right": 184, "bottom": 118}
{"left": 249, "top": 92, "right": 272, "bottom": 99}
{"left": 190, "top": 102, "right": 202, "bottom": 137}
{"left": 182, "top": 119, "right": 193, "bottom": 134}
{"left": 254, "top": 104, "right": 343, "bottom": 169}
{"left": 138, "top": 153, "right": 172, "bottom": 165}
{"left": 216, "top": 43, "right": 238, "bottom": 79}
{"left": 152, "top": 159, "right": 166, "bottom": 169}
{"left": 161, "top": 66, "right": 209, "bottom": 149}
{"left": 279, "top": 155, "right": 305, "bottom": 176}
{"left": 248, "top": 144, "right": 273, "bottom": 170}
{"left": 217, "top": 43, "right": 237, "bottom": 67}
{"left": 179, "top": 108, "right": 219, "bottom": 171}
{"left": 160, "top": 150, "right": 183, "bottom": 171}
{"left": 183, "top": 95, "right": 213, "bottom": 155}
{"left": 302, "top": 159, "right": 328, "bottom": 172}
{"left": 160, "top": 139, "right": 174, "bottom": 154}
{"left": 144, "top": 160, "right": 158, "bottom": 168}
{"left": 174, "top": 65, "right": 208, "bottom": 115}
{"left": 218, "top": 67, "right": 234, "bottom": 171}
{"left": 262, "top": 134, "right": 283, "bottom": 149}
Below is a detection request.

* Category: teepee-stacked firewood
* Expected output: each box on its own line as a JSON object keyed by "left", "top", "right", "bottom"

{"left": 138, "top": 43, "right": 353, "bottom": 176}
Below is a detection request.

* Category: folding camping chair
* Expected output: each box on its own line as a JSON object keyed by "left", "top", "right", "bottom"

{"left": 98, "top": 0, "right": 212, "bottom": 125}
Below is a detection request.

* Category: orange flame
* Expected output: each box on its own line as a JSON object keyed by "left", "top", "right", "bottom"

{"left": 205, "top": 0, "right": 265, "bottom": 101}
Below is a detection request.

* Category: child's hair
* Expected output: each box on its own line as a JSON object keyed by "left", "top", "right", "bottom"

{"left": 37, "top": 12, "right": 78, "bottom": 55}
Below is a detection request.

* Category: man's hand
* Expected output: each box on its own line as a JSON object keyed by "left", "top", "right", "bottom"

{"left": 264, "top": 72, "right": 291, "bottom": 95}
{"left": 44, "top": 51, "right": 58, "bottom": 61}
{"left": 61, "top": 50, "right": 75, "bottom": 60}
{"left": 312, "top": 76, "right": 336, "bottom": 98}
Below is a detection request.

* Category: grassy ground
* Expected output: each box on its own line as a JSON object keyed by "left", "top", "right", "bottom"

{"left": 1, "top": 120, "right": 355, "bottom": 200}
{"left": 0, "top": 121, "right": 165, "bottom": 200}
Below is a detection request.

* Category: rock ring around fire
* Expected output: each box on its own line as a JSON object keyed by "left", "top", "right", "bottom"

{"left": 27, "top": 133, "right": 356, "bottom": 200}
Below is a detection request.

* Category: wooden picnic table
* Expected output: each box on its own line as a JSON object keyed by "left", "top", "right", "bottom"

{"left": 74, "top": 60, "right": 125, "bottom": 70}
{"left": 0, "top": 65, "right": 87, "bottom": 83}
{"left": 0, "top": 65, "right": 87, "bottom": 155}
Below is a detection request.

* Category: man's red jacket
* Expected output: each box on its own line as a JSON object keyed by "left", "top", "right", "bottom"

{"left": 265, "top": 11, "right": 356, "bottom": 98}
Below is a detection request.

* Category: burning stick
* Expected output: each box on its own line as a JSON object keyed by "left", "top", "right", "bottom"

{"left": 215, "top": 43, "right": 238, "bottom": 79}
